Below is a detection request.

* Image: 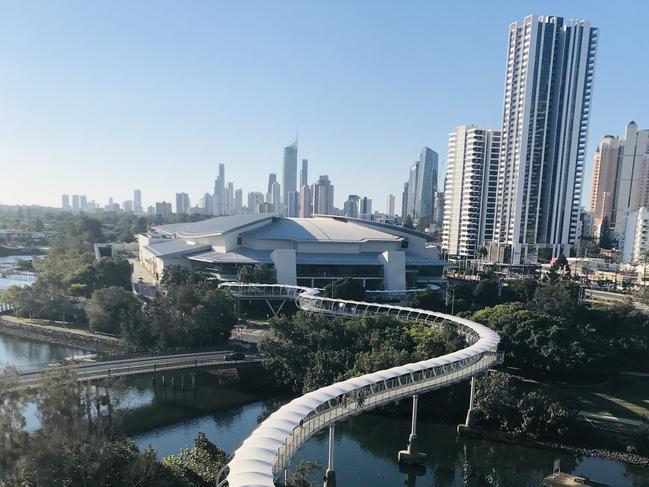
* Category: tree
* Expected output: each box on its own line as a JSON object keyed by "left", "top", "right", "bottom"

{"left": 260, "top": 311, "right": 453, "bottom": 394}
{"left": 88, "top": 287, "right": 143, "bottom": 336}
{"left": 0, "top": 367, "right": 223, "bottom": 486}
{"left": 416, "top": 217, "right": 430, "bottom": 232}
{"left": 403, "top": 215, "right": 414, "bottom": 229}
{"left": 502, "top": 279, "right": 538, "bottom": 304}
{"left": 473, "top": 278, "right": 500, "bottom": 308}
{"left": 285, "top": 461, "right": 322, "bottom": 487}
{"left": 477, "top": 246, "right": 488, "bottom": 260}
{"left": 90, "top": 257, "right": 133, "bottom": 292}
{"left": 142, "top": 283, "right": 236, "bottom": 350}
{"left": 445, "top": 283, "right": 474, "bottom": 313}
{"left": 549, "top": 254, "right": 571, "bottom": 277}
{"left": 237, "top": 264, "right": 276, "bottom": 284}
{"left": 471, "top": 302, "right": 577, "bottom": 373}
{"left": 407, "top": 288, "right": 445, "bottom": 312}
{"left": 531, "top": 281, "right": 580, "bottom": 319}
{"left": 323, "top": 278, "right": 365, "bottom": 301}
{"left": 474, "top": 371, "right": 574, "bottom": 440}
{"left": 598, "top": 216, "right": 613, "bottom": 250}
{"left": 160, "top": 264, "right": 193, "bottom": 287}
{"left": 162, "top": 432, "right": 229, "bottom": 486}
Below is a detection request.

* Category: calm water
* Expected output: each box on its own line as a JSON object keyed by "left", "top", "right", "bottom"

{"left": 1, "top": 331, "right": 648, "bottom": 486}
{"left": 0, "top": 331, "right": 85, "bottom": 370}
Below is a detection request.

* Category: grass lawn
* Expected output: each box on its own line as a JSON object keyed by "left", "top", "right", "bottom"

{"left": 556, "top": 375, "right": 649, "bottom": 421}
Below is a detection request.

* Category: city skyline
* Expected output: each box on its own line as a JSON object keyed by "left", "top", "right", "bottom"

{"left": 1, "top": 1, "right": 647, "bottom": 211}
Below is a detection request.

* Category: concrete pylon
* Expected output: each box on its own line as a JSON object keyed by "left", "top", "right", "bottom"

{"left": 323, "top": 426, "right": 336, "bottom": 487}
{"left": 398, "top": 395, "right": 426, "bottom": 465}
{"left": 457, "top": 375, "right": 481, "bottom": 437}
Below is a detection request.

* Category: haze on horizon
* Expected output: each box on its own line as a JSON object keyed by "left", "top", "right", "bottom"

{"left": 1, "top": 0, "right": 647, "bottom": 211}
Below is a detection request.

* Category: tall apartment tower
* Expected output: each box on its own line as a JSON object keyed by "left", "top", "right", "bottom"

{"left": 61, "top": 194, "right": 70, "bottom": 211}
{"left": 300, "top": 159, "right": 309, "bottom": 188}
{"left": 442, "top": 126, "right": 501, "bottom": 257}
{"left": 175, "top": 193, "right": 190, "bottom": 214}
{"left": 589, "top": 135, "right": 623, "bottom": 236}
{"left": 214, "top": 163, "right": 225, "bottom": 215}
{"left": 401, "top": 183, "right": 409, "bottom": 219}
{"left": 385, "top": 194, "right": 396, "bottom": 216}
{"left": 271, "top": 181, "right": 282, "bottom": 214}
{"left": 344, "top": 195, "right": 360, "bottom": 218}
{"left": 282, "top": 141, "right": 298, "bottom": 215}
{"left": 611, "top": 122, "right": 649, "bottom": 237}
{"left": 493, "top": 15, "right": 598, "bottom": 264}
{"left": 406, "top": 163, "right": 418, "bottom": 219}
{"left": 312, "top": 175, "right": 335, "bottom": 215}
{"left": 266, "top": 173, "right": 277, "bottom": 203}
{"left": 300, "top": 185, "right": 312, "bottom": 218}
{"left": 133, "top": 189, "right": 142, "bottom": 215}
{"left": 414, "top": 147, "right": 439, "bottom": 222}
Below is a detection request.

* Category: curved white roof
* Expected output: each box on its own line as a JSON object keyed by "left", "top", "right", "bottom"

{"left": 220, "top": 284, "right": 500, "bottom": 487}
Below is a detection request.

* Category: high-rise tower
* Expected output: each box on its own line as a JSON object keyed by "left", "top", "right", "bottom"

{"left": 493, "top": 15, "right": 598, "bottom": 263}
{"left": 282, "top": 141, "right": 298, "bottom": 216}
{"left": 442, "top": 126, "right": 501, "bottom": 257}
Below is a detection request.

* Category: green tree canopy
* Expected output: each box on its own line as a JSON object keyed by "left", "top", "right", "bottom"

{"left": 87, "top": 286, "right": 143, "bottom": 336}
{"left": 406, "top": 288, "right": 445, "bottom": 312}
{"left": 598, "top": 216, "right": 613, "bottom": 250}
{"left": 323, "top": 278, "right": 365, "bottom": 301}
{"left": 237, "top": 264, "right": 276, "bottom": 284}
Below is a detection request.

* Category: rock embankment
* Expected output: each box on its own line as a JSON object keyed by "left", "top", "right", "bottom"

{"left": 0, "top": 317, "right": 131, "bottom": 356}
{"left": 483, "top": 430, "right": 649, "bottom": 467}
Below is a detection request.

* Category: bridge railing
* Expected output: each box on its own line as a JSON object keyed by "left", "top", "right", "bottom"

{"left": 219, "top": 282, "right": 501, "bottom": 487}
{"left": 273, "top": 351, "right": 497, "bottom": 477}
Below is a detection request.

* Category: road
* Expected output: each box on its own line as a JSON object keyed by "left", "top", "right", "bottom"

{"left": 15, "top": 350, "right": 261, "bottom": 386}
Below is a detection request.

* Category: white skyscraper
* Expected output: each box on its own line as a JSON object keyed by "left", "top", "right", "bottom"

{"left": 385, "top": 194, "right": 395, "bottom": 216}
{"left": 133, "top": 189, "right": 142, "bottom": 215}
{"left": 312, "top": 175, "right": 335, "bottom": 215}
{"left": 61, "top": 194, "right": 70, "bottom": 211}
{"left": 282, "top": 141, "right": 298, "bottom": 216}
{"left": 214, "top": 163, "right": 225, "bottom": 215}
{"left": 175, "top": 193, "right": 190, "bottom": 214}
{"left": 610, "top": 122, "right": 649, "bottom": 239}
{"left": 442, "top": 126, "right": 501, "bottom": 257}
{"left": 493, "top": 15, "right": 598, "bottom": 263}
{"left": 300, "top": 185, "right": 312, "bottom": 218}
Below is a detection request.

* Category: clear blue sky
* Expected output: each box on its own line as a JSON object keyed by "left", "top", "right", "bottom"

{"left": 1, "top": 0, "right": 647, "bottom": 212}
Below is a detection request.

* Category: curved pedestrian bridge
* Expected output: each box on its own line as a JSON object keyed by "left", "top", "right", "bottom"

{"left": 218, "top": 283, "right": 501, "bottom": 487}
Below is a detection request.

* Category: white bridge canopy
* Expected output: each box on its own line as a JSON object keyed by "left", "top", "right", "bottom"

{"left": 219, "top": 283, "right": 500, "bottom": 487}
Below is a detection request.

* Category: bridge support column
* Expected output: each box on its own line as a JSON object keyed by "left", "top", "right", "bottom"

{"left": 398, "top": 395, "right": 426, "bottom": 465}
{"left": 457, "top": 375, "right": 481, "bottom": 437}
{"left": 323, "top": 425, "right": 336, "bottom": 487}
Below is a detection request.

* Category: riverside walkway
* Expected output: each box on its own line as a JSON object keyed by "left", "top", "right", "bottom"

{"left": 13, "top": 350, "right": 261, "bottom": 387}
{"left": 218, "top": 283, "right": 501, "bottom": 487}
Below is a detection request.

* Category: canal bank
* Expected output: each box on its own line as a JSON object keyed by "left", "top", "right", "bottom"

{"left": 0, "top": 316, "right": 130, "bottom": 356}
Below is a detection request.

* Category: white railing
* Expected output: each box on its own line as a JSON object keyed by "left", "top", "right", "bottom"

{"left": 219, "top": 283, "right": 500, "bottom": 487}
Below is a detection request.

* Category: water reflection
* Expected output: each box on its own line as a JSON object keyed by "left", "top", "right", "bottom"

{"left": 0, "top": 332, "right": 85, "bottom": 370}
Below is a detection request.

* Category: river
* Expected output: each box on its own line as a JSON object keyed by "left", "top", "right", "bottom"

{"left": 0, "top": 332, "right": 647, "bottom": 485}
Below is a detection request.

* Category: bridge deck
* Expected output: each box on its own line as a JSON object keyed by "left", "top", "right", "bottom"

{"left": 14, "top": 351, "right": 261, "bottom": 386}
{"left": 219, "top": 283, "right": 501, "bottom": 487}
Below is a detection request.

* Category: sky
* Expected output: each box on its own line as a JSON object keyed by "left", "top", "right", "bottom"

{"left": 1, "top": 0, "right": 648, "bottom": 212}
